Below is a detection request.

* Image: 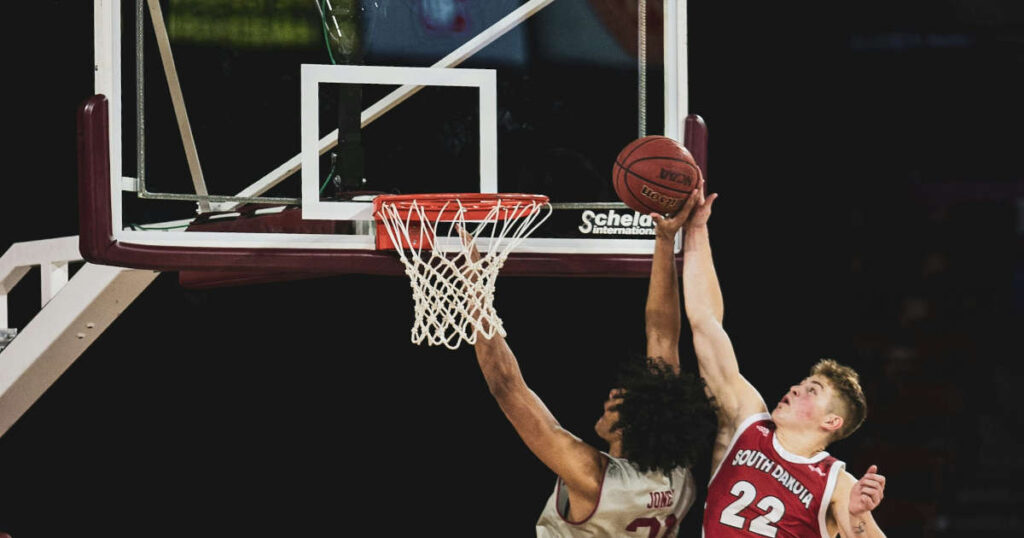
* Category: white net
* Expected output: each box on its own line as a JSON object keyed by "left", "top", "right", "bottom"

{"left": 376, "top": 196, "right": 551, "bottom": 350}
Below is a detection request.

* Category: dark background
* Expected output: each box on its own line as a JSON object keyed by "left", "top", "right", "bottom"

{"left": 2, "top": 1, "right": 1023, "bottom": 537}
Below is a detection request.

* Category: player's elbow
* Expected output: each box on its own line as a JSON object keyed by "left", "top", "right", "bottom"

{"left": 645, "top": 330, "right": 679, "bottom": 349}
{"left": 645, "top": 313, "right": 680, "bottom": 340}
{"left": 683, "top": 296, "right": 718, "bottom": 322}
{"left": 687, "top": 311, "right": 722, "bottom": 334}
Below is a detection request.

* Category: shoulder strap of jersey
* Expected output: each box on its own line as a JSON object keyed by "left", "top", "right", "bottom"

{"left": 815, "top": 458, "right": 846, "bottom": 538}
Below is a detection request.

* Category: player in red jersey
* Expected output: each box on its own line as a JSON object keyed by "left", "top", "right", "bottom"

{"left": 656, "top": 179, "right": 887, "bottom": 537}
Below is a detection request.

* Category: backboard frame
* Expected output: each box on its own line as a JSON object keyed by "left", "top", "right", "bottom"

{"left": 87, "top": 0, "right": 702, "bottom": 277}
{"left": 300, "top": 64, "right": 498, "bottom": 222}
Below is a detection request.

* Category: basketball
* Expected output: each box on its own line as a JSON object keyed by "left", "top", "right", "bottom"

{"left": 612, "top": 135, "right": 702, "bottom": 215}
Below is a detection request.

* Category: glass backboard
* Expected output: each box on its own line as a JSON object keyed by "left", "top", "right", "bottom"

{"left": 86, "top": 0, "right": 702, "bottom": 279}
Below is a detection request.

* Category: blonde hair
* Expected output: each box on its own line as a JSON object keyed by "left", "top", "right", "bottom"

{"left": 810, "top": 358, "right": 867, "bottom": 441}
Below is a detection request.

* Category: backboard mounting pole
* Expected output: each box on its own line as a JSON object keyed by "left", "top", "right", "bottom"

{"left": 144, "top": 0, "right": 211, "bottom": 213}
{"left": 664, "top": 0, "right": 688, "bottom": 142}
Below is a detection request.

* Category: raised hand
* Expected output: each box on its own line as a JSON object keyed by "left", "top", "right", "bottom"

{"left": 849, "top": 465, "right": 886, "bottom": 516}
{"left": 650, "top": 177, "right": 717, "bottom": 239}
{"left": 686, "top": 178, "right": 718, "bottom": 229}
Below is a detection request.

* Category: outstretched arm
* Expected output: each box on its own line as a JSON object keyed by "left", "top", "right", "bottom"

{"left": 680, "top": 185, "right": 767, "bottom": 429}
{"left": 829, "top": 466, "right": 887, "bottom": 537}
{"left": 645, "top": 191, "right": 703, "bottom": 369}
{"left": 463, "top": 231, "right": 605, "bottom": 519}
{"left": 474, "top": 336, "right": 606, "bottom": 496}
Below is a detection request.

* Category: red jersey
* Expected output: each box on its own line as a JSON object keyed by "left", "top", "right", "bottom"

{"left": 702, "top": 413, "right": 845, "bottom": 538}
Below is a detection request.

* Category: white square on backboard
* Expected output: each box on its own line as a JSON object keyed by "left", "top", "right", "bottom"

{"left": 300, "top": 64, "right": 498, "bottom": 221}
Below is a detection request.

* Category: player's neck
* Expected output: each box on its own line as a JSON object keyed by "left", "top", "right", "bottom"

{"left": 608, "top": 440, "right": 623, "bottom": 458}
{"left": 774, "top": 426, "right": 827, "bottom": 458}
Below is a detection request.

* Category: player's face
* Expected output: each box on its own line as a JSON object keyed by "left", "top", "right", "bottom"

{"left": 771, "top": 375, "right": 835, "bottom": 429}
{"left": 595, "top": 388, "right": 624, "bottom": 443}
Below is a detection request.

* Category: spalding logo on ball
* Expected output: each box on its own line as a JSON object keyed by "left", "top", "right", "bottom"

{"left": 612, "top": 135, "right": 702, "bottom": 215}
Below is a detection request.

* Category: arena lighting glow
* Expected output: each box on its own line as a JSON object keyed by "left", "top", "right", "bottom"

{"left": 418, "top": 0, "right": 468, "bottom": 33}
{"left": 166, "top": 0, "right": 319, "bottom": 48}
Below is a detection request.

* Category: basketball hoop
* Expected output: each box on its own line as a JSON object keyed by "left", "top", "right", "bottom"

{"left": 373, "top": 193, "right": 551, "bottom": 350}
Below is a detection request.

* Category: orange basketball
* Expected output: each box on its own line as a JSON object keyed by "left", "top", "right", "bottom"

{"left": 612, "top": 135, "right": 702, "bottom": 215}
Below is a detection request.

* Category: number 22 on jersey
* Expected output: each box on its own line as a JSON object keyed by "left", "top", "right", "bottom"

{"left": 717, "top": 481, "right": 785, "bottom": 537}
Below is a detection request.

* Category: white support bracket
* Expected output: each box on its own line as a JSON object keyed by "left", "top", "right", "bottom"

{"left": 41, "top": 262, "right": 70, "bottom": 307}
{"left": 1, "top": 236, "right": 83, "bottom": 336}
{"left": 121, "top": 176, "right": 140, "bottom": 192}
{"left": 0, "top": 293, "right": 8, "bottom": 331}
{"left": 0, "top": 263, "right": 159, "bottom": 437}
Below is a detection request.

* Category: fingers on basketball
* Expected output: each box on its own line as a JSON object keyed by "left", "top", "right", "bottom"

{"left": 683, "top": 184, "right": 701, "bottom": 212}
{"left": 661, "top": 184, "right": 700, "bottom": 224}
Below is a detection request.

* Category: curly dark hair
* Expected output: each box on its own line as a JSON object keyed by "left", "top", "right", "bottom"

{"left": 611, "top": 358, "right": 717, "bottom": 475}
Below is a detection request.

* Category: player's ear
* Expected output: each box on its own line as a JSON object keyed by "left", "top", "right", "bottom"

{"left": 821, "top": 413, "right": 844, "bottom": 434}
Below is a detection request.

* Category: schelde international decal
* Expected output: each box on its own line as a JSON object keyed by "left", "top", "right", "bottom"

{"left": 578, "top": 209, "right": 656, "bottom": 235}
{"left": 534, "top": 208, "right": 657, "bottom": 239}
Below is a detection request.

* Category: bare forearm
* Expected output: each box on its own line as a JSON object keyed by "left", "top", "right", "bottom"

{"left": 645, "top": 234, "right": 681, "bottom": 359}
{"left": 846, "top": 512, "right": 885, "bottom": 538}
{"left": 836, "top": 470, "right": 887, "bottom": 538}
{"left": 473, "top": 333, "right": 603, "bottom": 496}
{"left": 682, "top": 223, "right": 758, "bottom": 421}
{"left": 682, "top": 224, "right": 724, "bottom": 326}
{"left": 474, "top": 334, "right": 528, "bottom": 397}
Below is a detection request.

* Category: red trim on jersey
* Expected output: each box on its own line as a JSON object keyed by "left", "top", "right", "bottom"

{"left": 555, "top": 456, "right": 609, "bottom": 525}
{"left": 816, "top": 459, "right": 846, "bottom": 537}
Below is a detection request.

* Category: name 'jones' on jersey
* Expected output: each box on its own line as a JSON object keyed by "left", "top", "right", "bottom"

{"left": 702, "top": 414, "right": 845, "bottom": 538}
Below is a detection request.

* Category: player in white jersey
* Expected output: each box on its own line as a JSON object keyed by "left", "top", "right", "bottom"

{"left": 464, "top": 192, "right": 716, "bottom": 537}
{"left": 536, "top": 455, "right": 695, "bottom": 537}
{"left": 676, "top": 181, "right": 889, "bottom": 536}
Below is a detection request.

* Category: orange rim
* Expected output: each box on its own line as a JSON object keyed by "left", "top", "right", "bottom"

{"left": 373, "top": 193, "right": 549, "bottom": 221}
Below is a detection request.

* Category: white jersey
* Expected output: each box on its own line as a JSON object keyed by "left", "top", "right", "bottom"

{"left": 536, "top": 455, "right": 696, "bottom": 537}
